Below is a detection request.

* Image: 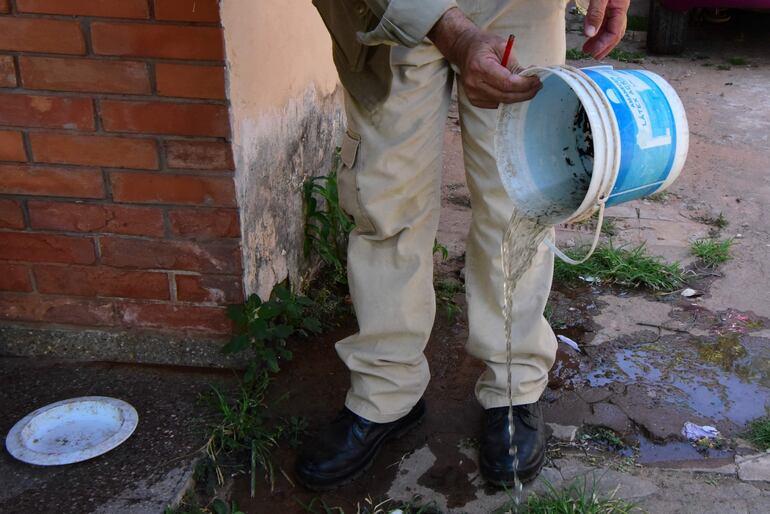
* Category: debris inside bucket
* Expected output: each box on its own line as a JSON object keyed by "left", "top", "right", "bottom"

{"left": 567, "top": 104, "right": 594, "bottom": 206}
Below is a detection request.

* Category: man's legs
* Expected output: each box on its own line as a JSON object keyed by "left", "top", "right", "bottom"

{"left": 461, "top": 0, "right": 566, "bottom": 415}
{"left": 296, "top": 42, "right": 453, "bottom": 490}
{"left": 335, "top": 43, "right": 453, "bottom": 424}
{"left": 459, "top": 0, "right": 566, "bottom": 484}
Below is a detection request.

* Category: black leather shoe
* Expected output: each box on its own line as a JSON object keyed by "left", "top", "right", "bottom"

{"left": 295, "top": 399, "right": 425, "bottom": 490}
{"left": 480, "top": 402, "right": 546, "bottom": 487}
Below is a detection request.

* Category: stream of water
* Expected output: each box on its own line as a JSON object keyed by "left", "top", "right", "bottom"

{"left": 501, "top": 210, "right": 550, "bottom": 511}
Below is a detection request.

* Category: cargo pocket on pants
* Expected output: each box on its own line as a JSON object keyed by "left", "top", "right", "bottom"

{"left": 338, "top": 130, "right": 376, "bottom": 235}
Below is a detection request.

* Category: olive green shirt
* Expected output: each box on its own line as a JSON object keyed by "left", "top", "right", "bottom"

{"left": 313, "top": 0, "right": 457, "bottom": 110}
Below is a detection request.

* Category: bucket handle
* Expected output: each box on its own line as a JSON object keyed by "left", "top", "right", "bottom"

{"left": 543, "top": 196, "right": 607, "bottom": 265}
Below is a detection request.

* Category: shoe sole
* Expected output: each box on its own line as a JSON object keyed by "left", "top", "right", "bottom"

{"left": 295, "top": 410, "right": 425, "bottom": 491}
{"left": 481, "top": 447, "right": 547, "bottom": 488}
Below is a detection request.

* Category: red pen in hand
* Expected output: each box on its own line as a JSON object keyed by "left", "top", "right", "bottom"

{"left": 501, "top": 34, "right": 515, "bottom": 68}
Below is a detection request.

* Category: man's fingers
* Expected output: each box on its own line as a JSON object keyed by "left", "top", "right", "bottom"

{"left": 477, "top": 60, "right": 540, "bottom": 93}
{"left": 585, "top": 0, "right": 609, "bottom": 37}
{"left": 480, "top": 81, "right": 541, "bottom": 104}
{"left": 465, "top": 78, "right": 541, "bottom": 108}
{"left": 583, "top": 7, "right": 627, "bottom": 58}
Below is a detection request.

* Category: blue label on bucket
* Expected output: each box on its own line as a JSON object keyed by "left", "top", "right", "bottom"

{"left": 583, "top": 69, "right": 677, "bottom": 206}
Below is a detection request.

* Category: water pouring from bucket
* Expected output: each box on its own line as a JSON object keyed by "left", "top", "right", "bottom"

{"left": 495, "top": 65, "right": 689, "bottom": 264}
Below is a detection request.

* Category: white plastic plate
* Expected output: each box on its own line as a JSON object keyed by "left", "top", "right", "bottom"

{"left": 5, "top": 396, "right": 138, "bottom": 465}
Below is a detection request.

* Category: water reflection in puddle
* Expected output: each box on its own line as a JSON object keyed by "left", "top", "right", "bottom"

{"left": 585, "top": 334, "right": 770, "bottom": 425}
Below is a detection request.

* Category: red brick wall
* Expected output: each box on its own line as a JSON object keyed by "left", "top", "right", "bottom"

{"left": 0, "top": 0, "right": 242, "bottom": 335}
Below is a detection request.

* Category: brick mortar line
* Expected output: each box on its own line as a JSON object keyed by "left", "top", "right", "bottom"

{"left": 4, "top": 12, "right": 222, "bottom": 28}
{"left": 0, "top": 126, "right": 230, "bottom": 144}
{"left": 24, "top": 262, "right": 233, "bottom": 277}
{"left": 0, "top": 86, "right": 229, "bottom": 105}
{"left": 0, "top": 287, "right": 236, "bottom": 305}
{"left": 0, "top": 158, "right": 236, "bottom": 177}
{"left": 0, "top": 195, "right": 242, "bottom": 215}
{"left": 10, "top": 53, "right": 21, "bottom": 86}
{"left": 0, "top": 226, "right": 243, "bottom": 245}
{"left": 18, "top": 195, "right": 30, "bottom": 229}
{"left": 168, "top": 271, "right": 178, "bottom": 302}
{"left": 0, "top": 193, "right": 240, "bottom": 212}
{"left": 1, "top": 50, "right": 226, "bottom": 65}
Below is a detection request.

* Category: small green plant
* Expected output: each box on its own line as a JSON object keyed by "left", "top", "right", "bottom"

{"left": 205, "top": 372, "right": 283, "bottom": 497}
{"left": 279, "top": 415, "right": 308, "bottom": 449}
{"left": 647, "top": 190, "right": 672, "bottom": 203}
{"left": 553, "top": 243, "right": 684, "bottom": 291}
{"left": 728, "top": 57, "right": 748, "bottom": 66}
{"left": 433, "top": 239, "right": 449, "bottom": 261}
{"left": 224, "top": 286, "right": 321, "bottom": 380}
{"left": 511, "top": 477, "right": 640, "bottom": 514}
{"left": 745, "top": 417, "right": 770, "bottom": 450}
{"left": 697, "top": 211, "right": 728, "bottom": 230}
{"left": 690, "top": 238, "right": 733, "bottom": 267}
{"left": 600, "top": 217, "right": 618, "bottom": 237}
{"left": 581, "top": 427, "right": 626, "bottom": 451}
{"left": 608, "top": 48, "right": 645, "bottom": 63}
{"left": 435, "top": 277, "right": 464, "bottom": 322}
{"left": 303, "top": 149, "right": 356, "bottom": 284}
{"left": 566, "top": 48, "right": 591, "bottom": 60}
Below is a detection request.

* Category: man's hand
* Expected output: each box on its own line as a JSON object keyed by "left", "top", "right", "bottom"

{"left": 429, "top": 8, "right": 541, "bottom": 109}
{"left": 582, "top": 0, "right": 631, "bottom": 59}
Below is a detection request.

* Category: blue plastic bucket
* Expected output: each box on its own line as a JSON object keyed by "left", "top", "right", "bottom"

{"left": 495, "top": 65, "right": 689, "bottom": 262}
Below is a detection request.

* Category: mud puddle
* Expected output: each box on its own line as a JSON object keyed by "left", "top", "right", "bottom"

{"left": 635, "top": 436, "right": 733, "bottom": 467}
{"left": 585, "top": 332, "right": 770, "bottom": 428}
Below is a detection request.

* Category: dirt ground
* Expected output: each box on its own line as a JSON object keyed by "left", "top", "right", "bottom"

{"left": 233, "top": 8, "right": 770, "bottom": 514}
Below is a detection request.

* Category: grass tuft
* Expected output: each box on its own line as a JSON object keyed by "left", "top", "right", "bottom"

{"left": 553, "top": 244, "right": 684, "bottom": 291}
{"left": 728, "top": 57, "right": 748, "bottom": 66}
{"left": 608, "top": 49, "right": 645, "bottom": 63}
{"left": 566, "top": 48, "right": 591, "bottom": 60}
{"left": 495, "top": 477, "right": 640, "bottom": 514}
{"left": 690, "top": 238, "right": 733, "bottom": 267}
{"left": 745, "top": 417, "right": 770, "bottom": 451}
{"left": 435, "top": 277, "right": 464, "bottom": 322}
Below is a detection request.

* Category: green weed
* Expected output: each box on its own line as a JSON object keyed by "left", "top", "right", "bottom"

{"left": 566, "top": 48, "right": 591, "bottom": 60}
{"left": 205, "top": 372, "right": 282, "bottom": 497}
{"left": 510, "top": 477, "right": 641, "bottom": 514}
{"left": 553, "top": 244, "right": 684, "bottom": 291}
{"left": 697, "top": 211, "right": 728, "bottom": 230}
{"left": 690, "top": 238, "right": 733, "bottom": 267}
{"left": 303, "top": 149, "right": 356, "bottom": 284}
{"left": 745, "top": 417, "right": 770, "bottom": 451}
{"left": 608, "top": 48, "right": 645, "bottom": 63}
{"left": 647, "top": 190, "right": 672, "bottom": 203}
{"left": 435, "top": 277, "right": 464, "bottom": 322}
{"left": 580, "top": 428, "right": 626, "bottom": 451}
{"left": 601, "top": 217, "right": 618, "bottom": 237}
{"left": 279, "top": 415, "right": 308, "bottom": 449}
{"left": 433, "top": 239, "right": 449, "bottom": 261}
{"left": 223, "top": 286, "right": 321, "bottom": 380}
{"left": 728, "top": 57, "right": 748, "bottom": 66}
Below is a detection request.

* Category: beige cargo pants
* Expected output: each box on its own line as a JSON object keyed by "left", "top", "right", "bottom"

{"left": 336, "top": 0, "right": 566, "bottom": 423}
